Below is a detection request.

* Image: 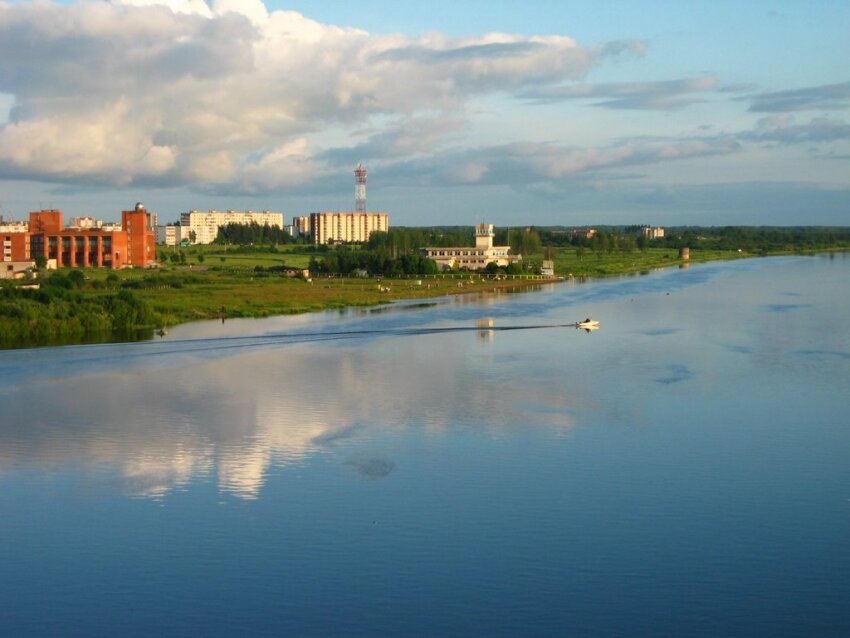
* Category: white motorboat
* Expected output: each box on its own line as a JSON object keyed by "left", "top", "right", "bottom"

{"left": 576, "top": 318, "right": 600, "bottom": 330}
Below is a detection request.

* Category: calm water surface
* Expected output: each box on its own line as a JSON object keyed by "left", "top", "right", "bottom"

{"left": 1, "top": 255, "right": 849, "bottom": 637}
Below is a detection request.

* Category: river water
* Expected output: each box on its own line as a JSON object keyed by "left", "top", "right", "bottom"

{"left": 1, "top": 254, "right": 849, "bottom": 637}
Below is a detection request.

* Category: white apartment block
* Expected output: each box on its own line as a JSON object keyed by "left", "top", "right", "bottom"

{"left": 179, "top": 210, "right": 285, "bottom": 244}
{"left": 421, "top": 224, "right": 521, "bottom": 271}
{"left": 641, "top": 226, "right": 665, "bottom": 239}
{"left": 156, "top": 224, "right": 193, "bottom": 246}
{"left": 310, "top": 212, "right": 388, "bottom": 245}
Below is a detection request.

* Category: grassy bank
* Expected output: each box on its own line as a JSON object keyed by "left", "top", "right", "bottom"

{"left": 0, "top": 245, "right": 805, "bottom": 349}
{"left": 130, "top": 246, "right": 730, "bottom": 325}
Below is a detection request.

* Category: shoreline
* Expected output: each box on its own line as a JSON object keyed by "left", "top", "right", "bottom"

{"left": 4, "top": 249, "right": 846, "bottom": 351}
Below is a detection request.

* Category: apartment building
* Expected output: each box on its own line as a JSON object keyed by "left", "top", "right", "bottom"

{"left": 309, "top": 212, "right": 388, "bottom": 245}
{"left": 179, "top": 209, "right": 285, "bottom": 244}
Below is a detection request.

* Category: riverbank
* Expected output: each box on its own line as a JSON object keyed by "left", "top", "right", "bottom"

{"left": 1, "top": 246, "right": 837, "bottom": 349}
{"left": 136, "top": 245, "right": 751, "bottom": 327}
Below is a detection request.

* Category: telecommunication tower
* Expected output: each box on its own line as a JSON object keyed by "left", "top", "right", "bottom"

{"left": 354, "top": 162, "right": 367, "bottom": 213}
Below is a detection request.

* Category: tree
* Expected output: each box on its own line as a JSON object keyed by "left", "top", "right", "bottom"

{"left": 520, "top": 229, "right": 542, "bottom": 256}
{"left": 67, "top": 269, "right": 86, "bottom": 289}
{"left": 34, "top": 254, "right": 47, "bottom": 269}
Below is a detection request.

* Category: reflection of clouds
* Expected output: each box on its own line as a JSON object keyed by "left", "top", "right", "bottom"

{"left": 0, "top": 326, "right": 582, "bottom": 500}
{"left": 122, "top": 449, "right": 213, "bottom": 499}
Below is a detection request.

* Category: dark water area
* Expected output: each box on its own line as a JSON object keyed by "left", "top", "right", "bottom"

{"left": 0, "top": 327, "right": 155, "bottom": 351}
{"left": 1, "top": 254, "right": 849, "bottom": 637}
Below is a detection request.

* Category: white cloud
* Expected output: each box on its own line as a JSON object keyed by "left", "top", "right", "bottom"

{"left": 0, "top": 99, "right": 176, "bottom": 184}
{"left": 117, "top": 0, "right": 213, "bottom": 17}
{"left": 0, "top": 0, "right": 641, "bottom": 191}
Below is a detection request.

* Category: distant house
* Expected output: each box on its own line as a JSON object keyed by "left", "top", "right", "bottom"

{"left": 641, "top": 226, "right": 665, "bottom": 239}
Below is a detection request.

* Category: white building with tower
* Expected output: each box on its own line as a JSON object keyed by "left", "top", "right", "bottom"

{"left": 421, "top": 224, "right": 520, "bottom": 271}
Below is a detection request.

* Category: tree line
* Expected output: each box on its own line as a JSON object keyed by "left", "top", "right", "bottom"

{"left": 0, "top": 272, "right": 160, "bottom": 348}
{"left": 537, "top": 225, "right": 850, "bottom": 253}
{"left": 309, "top": 247, "right": 439, "bottom": 276}
{"left": 215, "top": 221, "right": 294, "bottom": 245}
{"left": 655, "top": 226, "right": 850, "bottom": 252}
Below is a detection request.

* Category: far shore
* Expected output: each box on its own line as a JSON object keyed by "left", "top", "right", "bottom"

{"left": 3, "top": 247, "right": 846, "bottom": 351}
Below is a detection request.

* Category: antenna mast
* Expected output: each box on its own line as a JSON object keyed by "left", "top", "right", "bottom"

{"left": 355, "top": 162, "right": 367, "bottom": 213}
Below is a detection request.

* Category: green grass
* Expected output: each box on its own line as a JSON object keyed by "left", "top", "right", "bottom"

{"left": 71, "top": 244, "right": 758, "bottom": 328}
{"left": 28, "top": 245, "right": 762, "bottom": 335}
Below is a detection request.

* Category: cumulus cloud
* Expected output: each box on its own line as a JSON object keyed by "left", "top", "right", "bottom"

{"left": 0, "top": 0, "right": 642, "bottom": 192}
{"left": 746, "top": 81, "right": 850, "bottom": 113}
{"left": 519, "top": 74, "right": 719, "bottom": 110}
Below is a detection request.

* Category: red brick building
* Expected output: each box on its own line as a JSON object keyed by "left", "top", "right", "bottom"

{"left": 2, "top": 203, "right": 156, "bottom": 269}
{"left": 2, "top": 229, "right": 30, "bottom": 262}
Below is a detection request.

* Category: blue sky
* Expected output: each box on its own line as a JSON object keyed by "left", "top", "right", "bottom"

{"left": 0, "top": 0, "right": 848, "bottom": 226}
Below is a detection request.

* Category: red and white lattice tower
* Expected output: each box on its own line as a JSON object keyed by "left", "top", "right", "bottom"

{"left": 354, "top": 162, "right": 367, "bottom": 213}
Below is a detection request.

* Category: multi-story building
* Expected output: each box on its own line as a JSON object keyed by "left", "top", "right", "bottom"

{"left": 2, "top": 219, "right": 31, "bottom": 278}
{"left": 156, "top": 224, "right": 191, "bottom": 246}
{"left": 179, "top": 209, "right": 285, "bottom": 244}
{"left": 421, "top": 224, "right": 521, "bottom": 271}
{"left": 2, "top": 220, "right": 29, "bottom": 261}
{"left": 291, "top": 215, "right": 310, "bottom": 238}
{"left": 309, "top": 212, "right": 388, "bottom": 245}
{"left": 122, "top": 205, "right": 157, "bottom": 267}
{"left": 11, "top": 203, "right": 156, "bottom": 269}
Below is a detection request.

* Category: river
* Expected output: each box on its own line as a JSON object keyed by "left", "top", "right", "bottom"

{"left": 1, "top": 254, "right": 848, "bottom": 636}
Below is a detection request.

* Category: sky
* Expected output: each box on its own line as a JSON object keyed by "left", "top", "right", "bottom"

{"left": 0, "top": 0, "right": 848, "bottom": 226}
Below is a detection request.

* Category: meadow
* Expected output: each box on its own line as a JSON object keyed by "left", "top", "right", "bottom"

{"left": 0, "top": 243, "right": 768, "bottom": 348}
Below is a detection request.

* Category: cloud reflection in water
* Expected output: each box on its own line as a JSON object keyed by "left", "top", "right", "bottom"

{"left": 0, "top": 329, "right": 580, "bottom": 500}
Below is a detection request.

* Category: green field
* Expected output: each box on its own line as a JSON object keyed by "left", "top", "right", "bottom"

{"left": 1, "top": 243, "right": 819, "bottom": 349}
{"left": 103, "top": 245, "right": 739, "bottom": 326}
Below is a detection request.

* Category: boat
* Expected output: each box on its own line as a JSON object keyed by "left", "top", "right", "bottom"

{"left": 576, "top": 318, "right": 600, "bottom": 330}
